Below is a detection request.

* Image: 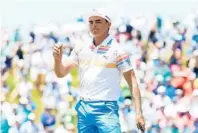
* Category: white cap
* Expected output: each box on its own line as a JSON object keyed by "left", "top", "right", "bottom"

{"left": 157, "top": 86, "right": 166, "bottom": 94}
{"left": 19, "top": 97, "right": 28, "bottom": 104}
{"left": 28, "top": 113, "right": 36, "bottom": 120}
{"left": 88, "top": 8, "right": 111, "bottom": 23}
{"left": 193, "top": 50, "right": 198, "bottom": 56}
{"left": 0, "top": 94, "right": 5, "bottom": 102}
{"left": 193, "top": 89, "right": 198, "bottom": 96}
{"left": 124, "top": 99, "right": 132, "bottom": 106}
{"left": 175, "top": 89, "right": 183, "bottom": 96}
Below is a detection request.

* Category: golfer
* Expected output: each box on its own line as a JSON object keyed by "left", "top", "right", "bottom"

{"left": 53, "top": 9, "right": 145, "bottom": 133}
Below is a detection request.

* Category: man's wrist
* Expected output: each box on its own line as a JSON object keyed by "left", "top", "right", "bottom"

{"left": 54, "top": 58, "right": 62, "bottom": 62}
{"left": 136, "top": 112, "right": 143, "bottom": 117}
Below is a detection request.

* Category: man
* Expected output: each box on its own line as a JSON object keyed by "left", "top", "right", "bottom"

{"left": 53, "top": 9, "right": 145, "bottom": 133}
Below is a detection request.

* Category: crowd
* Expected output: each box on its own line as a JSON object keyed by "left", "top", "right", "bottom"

{"left": 1, "top": 12, "right": 198, "bottom": 133}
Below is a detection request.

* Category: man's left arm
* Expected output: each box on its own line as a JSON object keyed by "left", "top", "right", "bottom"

{"left": 123, "top": 70, "right": 146, "bottom": 132}
{"left": 123, "top": 70, "right": 143, "bottom": 117}
{"left": 115, "top": 46, "right": 143, "bottom": 116}
{"left": 115, "top": 45, "right": 145, "bottom": 131}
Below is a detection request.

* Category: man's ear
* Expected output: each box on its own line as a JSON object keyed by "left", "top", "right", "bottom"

{"left": 108, "top": 22, "right": 111, "bottom": 28}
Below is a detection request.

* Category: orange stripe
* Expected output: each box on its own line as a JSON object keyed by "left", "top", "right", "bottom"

{"left": 116, "top": 55, "right": 129, "bottom": 62}
{"left": 99, "top": 46, "right": 109, "bottom": 48}
{"left": 105, "top": 63, "right": 117, "bottom": 68}
{"left": 80, "top": 61, "right": 116, "bottom": 68}
{"left": 98, "top": 47, "right": 109, "bottom": 51}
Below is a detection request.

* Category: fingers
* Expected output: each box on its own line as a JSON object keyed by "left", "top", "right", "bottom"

{"left": 53, "top": 46, "right": 61, "bottom": 54}
{"left": 53, "top": 44, "right": 63, "bottom": 53}
{"left": 137, "top": 122, "right": 146, "bottom": 133}
{"left": 55, "top": 43, "right": 63, "bottom": 50}
{"left": 53, "top": 44, "right": 63, "bottom": 60}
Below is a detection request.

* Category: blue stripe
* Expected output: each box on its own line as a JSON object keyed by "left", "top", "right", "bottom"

{"left": 97, "top": 50, "right": 106, "bottom": 54}
{"left": 106, "top": 39, "right": 113, "bottom": 46}
{"left": 117, "top": 59, "right": 131, "bottom": 66}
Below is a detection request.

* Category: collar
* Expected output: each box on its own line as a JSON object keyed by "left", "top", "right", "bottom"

{"left": 92, "top": 35, "right": 113, "bottom": 47}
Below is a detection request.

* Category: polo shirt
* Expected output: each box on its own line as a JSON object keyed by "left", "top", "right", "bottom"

{"left": 69, "top": 35, "right": 133, "bottom": 101}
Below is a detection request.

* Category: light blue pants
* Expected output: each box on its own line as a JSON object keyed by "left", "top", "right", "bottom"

{"left": 75, "top": 100, "right": 122, "bottom": 133}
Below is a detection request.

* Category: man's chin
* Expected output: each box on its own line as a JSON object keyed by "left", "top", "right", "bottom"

{"left": 92, "top": 33, "right": 102, "bottom": 37}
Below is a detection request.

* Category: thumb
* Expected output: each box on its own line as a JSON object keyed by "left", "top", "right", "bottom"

{"left": 59, "top": 44, "right": 63, "bottom": 54}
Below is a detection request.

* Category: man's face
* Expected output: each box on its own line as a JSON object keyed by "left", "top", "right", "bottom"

{"left": 89, "top": 16, "right": 111, "bottom": 37}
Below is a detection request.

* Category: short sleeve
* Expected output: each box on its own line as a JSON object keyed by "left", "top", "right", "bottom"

{"left": 116, "top": 48, "right": 133, "bottom": 73}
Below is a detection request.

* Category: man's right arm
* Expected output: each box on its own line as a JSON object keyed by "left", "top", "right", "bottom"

{"left": 53, "top": 44, "right": 77, "bottom": 78}
{"left": 54, "top": 59, "right": 76, "bottom": 78}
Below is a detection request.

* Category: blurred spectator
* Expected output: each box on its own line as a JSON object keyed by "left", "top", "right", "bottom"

{"left": 14, "top": 28, "right": 22, "bottom": 42}
{"left": 19, "top": 113, "right": 40, "bottom": 133}
{"left": 40, "top": 107, "right": 56, "bottom": 133}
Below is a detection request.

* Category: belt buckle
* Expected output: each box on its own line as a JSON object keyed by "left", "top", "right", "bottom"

{"left": 80, "top": 97, "right": 91, "bottom": 101}
{"left": 80, "top": 97, "right": 84, "bottom": 100}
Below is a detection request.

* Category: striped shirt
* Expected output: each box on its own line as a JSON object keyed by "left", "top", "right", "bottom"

{"left": 69, "top": 35, "right": 133, "bottom": 101}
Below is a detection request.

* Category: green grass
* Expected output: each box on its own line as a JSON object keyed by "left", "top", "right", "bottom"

{"left": 70, "top": 68, "right": 79, "bottom": 88}
{"left": 31, "top": 87, "right": 44, "bottom": 123}
{"left": 30, "top": 69, "right": 80, "bottom": 124}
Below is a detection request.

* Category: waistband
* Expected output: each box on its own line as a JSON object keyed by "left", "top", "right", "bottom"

{"left": 80, "top": 96, "right": 117, "bottom": 102}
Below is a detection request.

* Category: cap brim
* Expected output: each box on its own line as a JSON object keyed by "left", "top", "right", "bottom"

{"left": 85, "top": 9, "right": 111, "bottom": 23}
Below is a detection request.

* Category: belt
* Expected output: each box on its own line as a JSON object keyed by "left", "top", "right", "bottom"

{"left": 80, "top": 96, "right": 102, "bottom": 101}
{"left": 80, "top": 96, "right": 94, "bottom": 101}
{"left": 79, "top": 96, "right": 116, "bottom": 102}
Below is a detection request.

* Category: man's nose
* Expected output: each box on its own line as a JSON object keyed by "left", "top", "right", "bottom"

{"left": 92, "top": 22, "right": 97, "bottom": 28}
